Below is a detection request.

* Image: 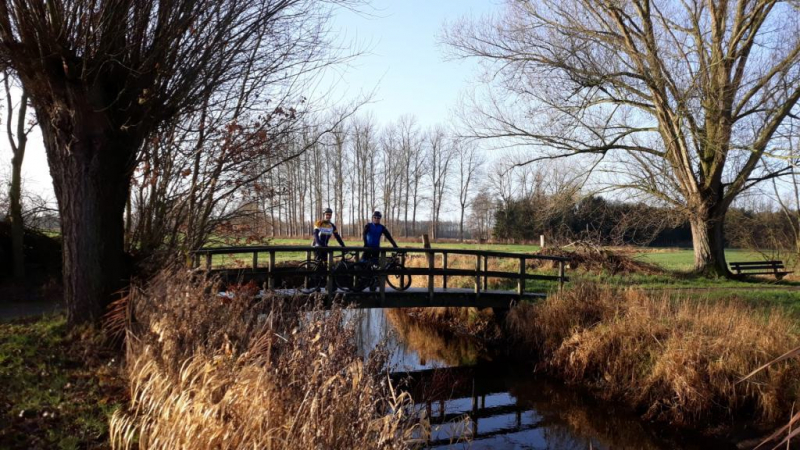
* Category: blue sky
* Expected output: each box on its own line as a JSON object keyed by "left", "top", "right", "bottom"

{"left": 1, "top": 1, "right": 500, "bottom": 199}
{"left": 320, "top": 0, "right": 498, "bottom": 127}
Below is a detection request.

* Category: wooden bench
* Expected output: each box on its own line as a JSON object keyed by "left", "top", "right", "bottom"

{"left": 729, "top": 260, "right": 793, "bottom": 280}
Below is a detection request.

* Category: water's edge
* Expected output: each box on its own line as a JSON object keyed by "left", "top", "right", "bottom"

{"left": 349, "top": 308, "right": 748, "bottom": 449}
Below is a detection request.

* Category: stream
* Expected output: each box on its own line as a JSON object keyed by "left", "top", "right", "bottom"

{"left": 348, "top": 308, "right": 740, "bottom": 449}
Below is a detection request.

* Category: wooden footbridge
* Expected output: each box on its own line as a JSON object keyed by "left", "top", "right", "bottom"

{"left": 191, "top": 246, "right": 569, "bottom": 309}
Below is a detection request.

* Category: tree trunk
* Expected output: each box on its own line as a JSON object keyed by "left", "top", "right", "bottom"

{"left": 689, "top": 208, "right": 729, "bottom": 277}
{"left": 9, "top": 151, "right": 24, "bottom": 279}
{"left": 40, "top": 116, "right": 136, "bottom": 325}
{"left": 7, "top": 89, "right": 28, "bottom": 280}
{"left": 459, "top": 207, "right": 465, "bottom": 243}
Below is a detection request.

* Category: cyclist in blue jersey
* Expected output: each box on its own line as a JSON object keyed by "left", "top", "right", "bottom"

{"left": 362, "top": 211, "right": 398, "bottom": 261}
{"left": 313, "top": 207, "right": 345, "bottom": 261}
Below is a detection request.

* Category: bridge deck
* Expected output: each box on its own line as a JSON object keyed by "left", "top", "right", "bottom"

{"left": 200, "top": 245, "right": 569, "bottom": 309}
{"left": 260, "top": 287, "right": 545, "bottom": 308}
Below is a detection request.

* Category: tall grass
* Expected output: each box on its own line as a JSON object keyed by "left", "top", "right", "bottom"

{"left": 507, "top": 283, "right": 800, "bottom": 427}
{"left": 109, "top": 268, "right": 421, "bottom": 449}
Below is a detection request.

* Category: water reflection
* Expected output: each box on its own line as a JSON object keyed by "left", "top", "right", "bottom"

{"left": 347, "top": 309, "right": 736, "bottom": 449}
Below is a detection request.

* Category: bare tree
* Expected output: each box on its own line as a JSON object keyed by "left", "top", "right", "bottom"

{"left": 426, "top": 126, "right": 455, "bottom": 240}
{"left": 455, "top": 140, "right": 484, "bottom": 241}
{"left": 445, "top": 0, "right": 800, "bottom": 276}
{"left": 469, "top": 189, "right": 495, "bottom": 241}
{"left": 0, "top": 0, "right": 355, "bottom": 324}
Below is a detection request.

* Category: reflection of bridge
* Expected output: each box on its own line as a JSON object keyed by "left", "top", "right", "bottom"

{"left": 192, "top": 245, "right": 569, "bottom": 308}
{"left": 391, "top": 365, "right": 541, "bottom": 447}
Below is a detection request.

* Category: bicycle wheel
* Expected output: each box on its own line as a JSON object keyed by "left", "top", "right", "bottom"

{"left": 333, "top": 261, "right": 358, "bottom": 292}
{"left": 297, "top": 261, "right": 325, "bottom": 293}
{"left": 386, "top": 262, "right": 412, "bottom": 291}
{"left": 350, "top": 261, "right": 374, "bottom": 292}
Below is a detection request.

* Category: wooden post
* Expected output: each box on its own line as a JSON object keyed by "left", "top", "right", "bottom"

{"left": 205, "top": 253, "right": 212, "bottom": 271}
{"left": 427, "top": 250, "right": 435, "bottom": 302}
{"left": 379, "top": 249, "right": 386, "bottom": 301}
{"left": 483, "top": 255, "right": 489, "bottom": 290}
{"left": 518, "top": 257, "right": 525, "bottom": 296}
{"left": 305, "top": 250, "right": 311, "bottom": 263}
{"left": 558, "top": 259, "right": 565, "bottom": 292}
{"left": 442, "top": 252, "right": 448, "bottom": 290}
{"left": 252, "top": 251, "right": 258, "bottom": 269}
{"left": 474, "top": 254, "right": 481, "bottom": 297}
{"left": 268, "top": 251, "right": 276, "bottom": 290}
{"left": 327, "top": 249, "right": 334, "bottom": 299}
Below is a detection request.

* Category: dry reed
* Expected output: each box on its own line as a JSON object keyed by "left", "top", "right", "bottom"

{"left": 109, "top": 267, "right": 422, "bottom": 449}
{"left": 507, "top": 282, "right": 800, "bottom": 427}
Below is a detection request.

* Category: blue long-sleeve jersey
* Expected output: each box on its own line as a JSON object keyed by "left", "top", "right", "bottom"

{"left": 362, "top": 223, "right": 397, "bottom": 248}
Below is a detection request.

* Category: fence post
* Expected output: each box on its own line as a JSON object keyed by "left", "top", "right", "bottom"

{"left": 205, "top": 253, "right": 212, "bottom": 271}
{"left": 327, "top": 249, "right": 334, "bottom": 300}
{"left": 253, "top": 251, "right": 258, "bottom": 270}
{"left": 474, "top": 255, "right": 481, "bottom": 298}
{"left": 558, "top": 259, "right": 565, "bottom": 292}
{"left": 442, "top": 252, "right": 448, "bottom": 290}
{"left": 483, "top": 255, "right": 489, "bottom": 290}
{"left": 427, "top": 250, "right": 435, "bottom": 302}
{"left": 379, "top": 249, "right": 386, "bottom": 302}
{"left": 518, "top": 257, "right": 525, "bottom": 296}
{"left": 268, "top": 251, "right": 276, "bottom": 290}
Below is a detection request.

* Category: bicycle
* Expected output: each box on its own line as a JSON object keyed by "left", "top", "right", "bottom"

{"left": 351, "top": 251, "right": 412, "bottom": 292}
{"left": 297, "top": 251, "right": 366, "bottom": 293}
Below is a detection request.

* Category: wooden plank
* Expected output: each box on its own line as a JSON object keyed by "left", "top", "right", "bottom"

{"left": 211, "top": 267, "right": 565, "bottom": 282}
{"left": 474, "top": 255, "right": 481, "bottom": 298}
{"left": 518, "top": 257, "right": 525, "bottom": 296}
{"left": 730, "top": 264, "right": 784, "bottom": 269}
{"left": 734, "top": 271, "right": 791, "bottom": 275}
{"left": 268, "top": 251, "right": 275, "bottom": 289}
{"left": 326, "top": 250, "right": 334, "bottom": 300}
{"left": 379, "top": 250, "right": 386, "bottom": 301}
{"left": 427, "top": 250, "right": 435, "bottom": 302}
{"left": 442, "top": 252, "right": 448, "bottom": 290}
{"left": 483, "top": 256, "right": 489, "bottom": 290}
{"left": 193, "top": 245, "right": 570, "bottom": 263}
{"left": 731, "top": 260, "right": 783, "bottom": 266}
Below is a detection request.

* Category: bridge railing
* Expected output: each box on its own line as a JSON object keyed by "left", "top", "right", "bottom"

{"left": 191, "top": 245, "right": 569, "bottom": 299}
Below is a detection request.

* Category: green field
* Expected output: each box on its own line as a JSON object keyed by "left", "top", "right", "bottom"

{"left": 634, "top": 248, "right": 771, "bottom": 271}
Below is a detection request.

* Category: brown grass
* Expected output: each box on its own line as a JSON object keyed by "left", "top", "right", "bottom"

{"left": 109, "top": 267, "right": 422, "bottom": 449}
{"left": 533, "top": 246, "right": 663, "bottom": 275}
{"left": 507, "top": 282, "right": 800, "bottom": 427}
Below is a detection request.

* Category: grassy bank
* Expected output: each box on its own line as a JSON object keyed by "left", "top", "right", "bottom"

{"left": 507, "top": 283, "right": 800, "bottom": 428}
{"left": 0, "top": 315, "right": 124, "bottom": 449}
{"left": 110, "top": 269, "right": 421, "bottom": 449}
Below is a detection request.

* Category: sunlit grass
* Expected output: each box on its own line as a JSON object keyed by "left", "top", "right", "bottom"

{"left": 507, "top": 282, "right": 800, "bottom": 427}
